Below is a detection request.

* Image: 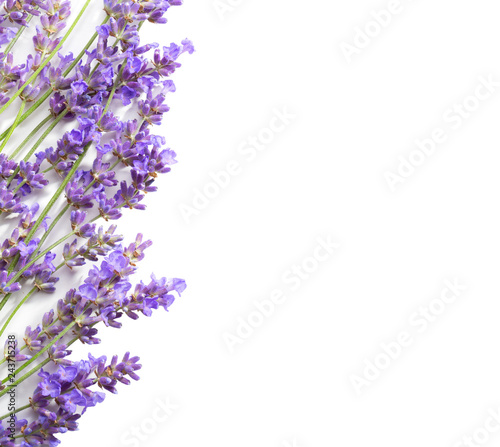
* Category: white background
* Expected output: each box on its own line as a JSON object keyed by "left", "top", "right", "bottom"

{"left": 6, "top": 0, "right": 500, "bottom": 446}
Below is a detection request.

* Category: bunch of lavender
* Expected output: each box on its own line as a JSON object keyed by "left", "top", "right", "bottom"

{"left": 0, "top": 0, "right": 192, "bottom": 444}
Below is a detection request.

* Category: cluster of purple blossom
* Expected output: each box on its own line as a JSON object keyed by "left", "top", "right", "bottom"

{"left": 0, "top": 0, "right": 192, "bottom": 445}
{"left": 0, "top": 238, "right": 185, "bottom": 446}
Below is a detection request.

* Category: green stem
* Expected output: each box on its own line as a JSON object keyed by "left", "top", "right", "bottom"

{"left": 0, "top": 288, "right": 36, "bottom": 340}
{"left": 13, "top": 229, "right": 76, "bottom": 285}
{"left": 24, "top": 143, "right": 91, "bottom": 245}
{"left": 22, "top": 110, "right": 68, "bottom": 163}
{"left": 1, "top": 358, "right": 51, "bottom": 400}
{"left": 0, "top": 326, "right": 92, "bottom": 421}
{"left": 42, "top": 165, "right": 55, "bottom": 174}
{"left": 0, "top": 52, "right": 127, "bottom": 310}
{"left": 62, "top": 17, "right": 109, "bottom": 78}
{"left": 0, "top": 101, "right": 25, "bottom": 154}
{"left": 37, "top": 204, "right": 70, "bottom": 248}
{"left": 0, "top": 200, "right": 123, "bottom": 314}
{"left": 0, "top": 141, "right": 116, "bottom": 309}
{"left": 0, "top": 262, "right": 68, "bottom": 367}
{"left": 102, "top": 59, "right": 128, "bottom": 117}
{"left": 23, "top": 61, "right": 128, "bottom": 247}
{"left": 25, "top": 63, "right": 128, "bottom": 242}
{"left": 0, "top": 402, "right": 31, "bottom": 421}
{"left": 0, "top": 0, "right": 93, "bottom": 116}
{"left": 0, "top": 227, "right": 78, "bottom": 314}
{"left": 0, "top": 16, "right": 109, "bottom": 141}
{"left": 0, "top": 374, "right": 87, "bottom": 420}
{"left": 0, "top": 322, "right": 76, "bottom": 394}
{"left": 0, "top": 155, "right": 124, "bottom": 327}
{"left": 8, "top": 114, "right": 52, "bottom": 160}
{"left": 12, "top": 180, "right": 26, "bottom": 194}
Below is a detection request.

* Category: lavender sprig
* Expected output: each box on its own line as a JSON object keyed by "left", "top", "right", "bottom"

{"left": 0, "top": 0, "right": 192, "bottom": 443}
{"left": 0, "top": 237, "right": 185, "bottom": 445}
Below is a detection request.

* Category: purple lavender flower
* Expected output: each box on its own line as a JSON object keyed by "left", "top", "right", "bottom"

{"left": 0, "top": 1, "right": 191, "bottom": 444}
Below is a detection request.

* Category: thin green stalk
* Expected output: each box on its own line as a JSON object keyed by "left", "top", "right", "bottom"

{"left": 2, "top": 357, "right": 50, "bottom": 395}
{"left": 42, "top": 165, "right": 55, "bottom": 174}
{"left": 34, "top": 158, "right": 118, "bottom": 248}
{"left": 102, "top": 60, "right": 128, "bottom": 117}
{"left": 0, "top": 94, "right": 53, "bottom": 142}
{"left": 0, "top": 402, "right": 31, "bottom": 421}
{"left": 0, "top": 148, "right": 125, "bottom": 326}
{"left": 61, "top": 17, "right": 109, "bottom": 78}
{"left": 0, "top": 287, "right": 36, "bottom": 340}
{"left": 0, "top": 322, "right": 76, "bottom": 394}
{"left": 0, "top": 152, "right": 72, "bottom": 263}
{"left": 23, "top": 110, "right": 69, "bottom": 163}
{"left": 0, "top": 376, "right": 85, "bottom": 420}
{"left": 0, "top": 326, "right": 91, "bottom": 421}
{"left": 0, "top": 57, "right": 127, "bottom": 311}
{"left": 24, "top": 144, "right": 91, "bottom": 245}
{"left": 0, "top": 262, "right": 68, "bottom": 367}
{"left": 14, "top": 228, "right": 76, "bottom": 283}
{"left": 0, "top": 101, "right": 25, "bottom": 154}
{"left": 11, "top": 180, "right": 26, "bottom": 194}
{"left": 38, "top": 204, "right": 71, "bottom": 249}
{"left": 0, "top": 0, "right": 93, "bottom": 116}
{"left": 0, "top": 230, "right": 77, "bottom": 314}
{"left": 0, "top": 201, "right": 123, "bottom": 314}
{"left": 8, "top": 114, "right": 52, "bottom": 160}
{"left": 9, "top": 109, "right": 67, "bottom": 169}
{"left": 4, "top": 140, "right": 112, "bottom": 292}
{"left": 22, "top": 62, "right": 127, "bottom": 247}
{"left": 0, "top": 16, "right": 109, "bottom": 141}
